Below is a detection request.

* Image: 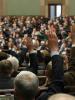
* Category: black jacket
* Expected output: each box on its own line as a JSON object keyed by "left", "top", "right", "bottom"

{"left": 0, "top": 74, "right": 14, "bottom": 89}
{"left": 37, "top": 55, "right": 64, "bottom": 100}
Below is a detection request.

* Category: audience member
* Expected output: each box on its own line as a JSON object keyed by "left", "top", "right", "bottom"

{"left": 48, "top": 93, "right": 75, "bottom": 100}
{"left": 0, "top": 60, "right": 14, "bottom": 89}
{"left": 14, "top": 71, "right": 39, "bottom": 100}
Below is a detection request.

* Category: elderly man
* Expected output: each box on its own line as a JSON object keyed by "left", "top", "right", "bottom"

{"left": 48, "top": 93, "right": 75, "bottom": 100}
{"left": 14, "top": 71, "right": 39, "bottom": 100}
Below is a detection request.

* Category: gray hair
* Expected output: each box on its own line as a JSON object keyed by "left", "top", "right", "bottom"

{"left": 7, "top": 56, "right": 19, "bottom": 72}
{"left": 48, "top": 93, "right": 75, "bottom": 100}
{"left": 14, "top": 71, "right": 39, "bottom": 100}
{"left": 0, "top": 60, "right": 13, "bottom": 75}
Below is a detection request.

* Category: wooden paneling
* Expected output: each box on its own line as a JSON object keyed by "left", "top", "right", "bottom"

{"left": 0, "top": 0, "right": 6, "bottom": 15}
{"left": 0, "top": 0, "right": 4, "bottom": 15}
{"left": 48, "top": 0, "right": 64, "bottom": 4}
{"left": 40, "top": 0, "right": 46, "bottom": 16}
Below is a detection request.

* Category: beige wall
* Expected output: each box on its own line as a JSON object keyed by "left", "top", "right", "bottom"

{"left": 5, "top": 0, "right": 40, "bottom": 15}
{"left": 0, "top": 0, "right": 41, "bottom": 15}
{"left": 69, "top": 0, "right": 75, "bottom": 16}
{"left": 0, "top": 0, "right": 75, "bottom": 17}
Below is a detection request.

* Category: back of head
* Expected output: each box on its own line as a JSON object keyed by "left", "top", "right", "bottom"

{"left": 0, "top": 60, "right": 12, "bottom": 75}
{"left": 48, "top": 93, "right": 75, "bottom": 100}
{"left": 0, "top": 52, "right": 9, "bottom": 61}
{"left": 14, "top": 71, "right": 39, "bottom": 100}
{"left": 7, "top": 56, "right": 19, "bottom": 72}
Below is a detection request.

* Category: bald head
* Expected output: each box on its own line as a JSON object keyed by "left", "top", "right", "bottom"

{"left": 48, "top": 93, "right": 75, "bottom": 100}
{"left": 14, "top": 71, "right": 39, "bottom": 100}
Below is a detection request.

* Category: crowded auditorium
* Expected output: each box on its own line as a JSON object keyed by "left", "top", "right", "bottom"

{"left": 0, "top": 0, "right": 75, "bottom": 100}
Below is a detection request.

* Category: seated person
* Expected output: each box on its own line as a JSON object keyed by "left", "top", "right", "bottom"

{"left": 0, "top": 56, "right": 19, "bottom": 89}
{"left": 0, "top": 51, "right": 9, "bottom": 61}
{"left": 7, "top": 56, "right": 19, "bottom": 77}
{"left": 48, "top": 93, "right": 75, "bottom": 100}
{"left": 0, "top": 60, "right": 14, "bottom": 89}
{"left": 14, "top": 71, "right": 39, "bottom": 100}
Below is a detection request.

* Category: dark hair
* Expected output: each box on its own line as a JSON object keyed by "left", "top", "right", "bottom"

{"left": 0, "top": 52, "right": 9, "bottom": 61}
{"left": 0, "top": 60, "right": 12, "bottom": 75}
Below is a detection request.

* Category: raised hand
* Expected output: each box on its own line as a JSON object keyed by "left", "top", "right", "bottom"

{"left": 46, "top": 30, "right": 59, "bottom": 52}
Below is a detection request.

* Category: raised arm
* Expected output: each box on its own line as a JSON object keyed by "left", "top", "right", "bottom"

{"left": 38, "top": 30, "right": 64, "bottom": 100}
{"left": 47, "top": 30, "right": 64, "bottom": 83}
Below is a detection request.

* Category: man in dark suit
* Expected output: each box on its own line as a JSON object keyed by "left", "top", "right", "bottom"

{"left": 48, "top": 93, "right": 75, "bottom": 100}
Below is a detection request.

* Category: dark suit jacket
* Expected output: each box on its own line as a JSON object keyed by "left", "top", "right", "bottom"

{"left": 70, "top": 47, "right": 75, "bottom": 68}
{"left": 64, "top": 47, "right": 75, "bottom": 93}
{"left": 19, "top": 46, "right": 28, "bottom": 65}
{"left": 29, "top": 50, "right": 38, "bottom": 74}
{"left": 0, "top": 74, "right": 14, "bottom": 89}
{"left": 37, "top": 55, "right": 64, "bottom": 100}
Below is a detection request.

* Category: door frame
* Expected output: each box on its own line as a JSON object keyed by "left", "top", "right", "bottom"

{"left": 48, "top": 3, "right": 62, "bottom": 18}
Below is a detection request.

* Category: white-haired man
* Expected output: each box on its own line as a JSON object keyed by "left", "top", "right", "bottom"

{"left": 48, "top": 93, "right": 75, "bottom": 100}
{"left": 14, "top": 71, "right": 39, "bottom": 100}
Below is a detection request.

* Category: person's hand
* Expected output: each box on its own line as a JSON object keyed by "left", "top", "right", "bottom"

{"left": 71, "top": 24, "right": 75, "bottom": 45}
{"left": 23, "top": 37, "right": 33, "bottom": 52}
{"left": 46, "top": 30, "right": 59, "bottom": 52}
